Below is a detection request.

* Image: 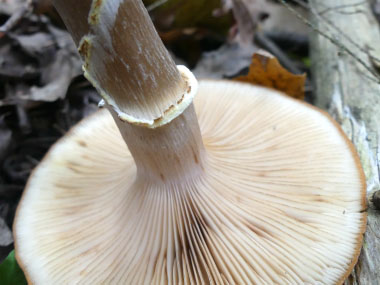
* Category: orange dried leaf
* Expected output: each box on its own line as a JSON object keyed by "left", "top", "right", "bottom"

{"left": 235, "top": 50, "right": 306, "bottom": 100}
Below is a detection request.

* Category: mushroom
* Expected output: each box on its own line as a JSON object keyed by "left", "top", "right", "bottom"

{"left": 14, "top": 0, "right": 366, "bottom": 284}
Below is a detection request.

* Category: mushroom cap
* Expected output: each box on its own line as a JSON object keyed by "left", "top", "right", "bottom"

{"left": 14, "top": 80, "right": 366, "bottom": 284}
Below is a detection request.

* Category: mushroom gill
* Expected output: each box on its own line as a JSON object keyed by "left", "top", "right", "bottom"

{"left": 14, "top": 80, "right": 366, "bottom": 284}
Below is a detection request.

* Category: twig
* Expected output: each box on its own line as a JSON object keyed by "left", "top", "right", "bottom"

{"left": 264, "top": 31, "right": 308, "bottom": 56}
{"left": 280, "top": 0, "right": 380, "bottom": 83}
{"left": 286, "top": 0, "right": 309, "bottom": 9}
{"left": 293, "top": 0, "right": 380, "bottom": 66}
{"left": 318, "top": 1, "right": 367, "bottom": 15}
{"left": 307, "top": 2, "right": 380, "bottom": 64}
{"left": 335, "top": 10, "right": 365, "bottom": 15}
{"left": 147, "top": 0, "right": 168, "bottom": 12}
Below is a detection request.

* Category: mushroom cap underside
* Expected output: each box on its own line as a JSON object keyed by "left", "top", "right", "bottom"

{"left": 14, "top": 80, "right": 366, "bottom": 284}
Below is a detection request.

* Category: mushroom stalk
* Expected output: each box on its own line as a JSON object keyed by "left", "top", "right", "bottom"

{"left": 53, "top": 0, "right": 205, "bottom": 180}
{"left": 113, "top": 104, "right": 205, "bottom": 182}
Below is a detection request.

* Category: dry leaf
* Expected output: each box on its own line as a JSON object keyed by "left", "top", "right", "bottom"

{"left": 235, "top": 50, "right": 306, "bottom": 99}
{"left": 194, "top": 42, "right": 256, "bottom": 79}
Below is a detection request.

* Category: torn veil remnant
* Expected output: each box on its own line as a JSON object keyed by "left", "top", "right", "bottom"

{"left": 14, "top": 0, "right": 367, "bottom": 284}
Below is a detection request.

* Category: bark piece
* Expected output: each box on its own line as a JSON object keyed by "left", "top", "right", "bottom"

{"left": 309, "top": 0, "right": 380, "bottom": 283}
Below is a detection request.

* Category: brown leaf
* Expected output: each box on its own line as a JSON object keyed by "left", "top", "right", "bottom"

{"left": 235, "top": 50, "right": 306, "bottom": 100}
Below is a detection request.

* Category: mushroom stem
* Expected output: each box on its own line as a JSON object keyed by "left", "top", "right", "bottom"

{"left": 53, "top": 0, "right": 206, "bottom": 180}
{"left": 53, "top": 0, "right": 188, "bottom": 125}
{"left": 112, "top": 104, "right": 205, "bottom": 182}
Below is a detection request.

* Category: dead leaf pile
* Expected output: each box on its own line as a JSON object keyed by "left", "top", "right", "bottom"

{"left": 0, "top": 11, "right": 82, "bottom": 105}
{"left": 0, "top": 2, "right": 100, "bottom": 262}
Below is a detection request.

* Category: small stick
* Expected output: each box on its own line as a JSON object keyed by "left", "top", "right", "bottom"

{"left": 280, "top": 0, "right": 380, "bottom": 83}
